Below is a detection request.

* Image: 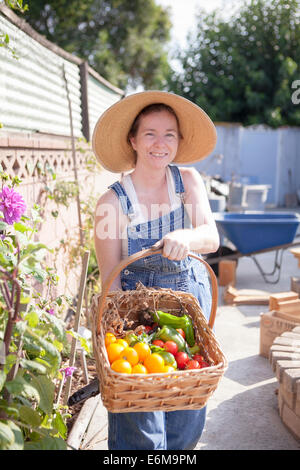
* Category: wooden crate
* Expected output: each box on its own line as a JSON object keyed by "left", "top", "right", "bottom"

{"left": 259, "top": 311, "right": 300, "bottom": 358}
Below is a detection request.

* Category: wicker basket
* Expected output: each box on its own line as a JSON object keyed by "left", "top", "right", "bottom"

{"left": 91, "top": 247, "right": 227, "bottom": 413}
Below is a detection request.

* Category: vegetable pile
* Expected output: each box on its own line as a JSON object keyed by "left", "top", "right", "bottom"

{"left": 104, "top": 310, "right": 211, "bottom": 374}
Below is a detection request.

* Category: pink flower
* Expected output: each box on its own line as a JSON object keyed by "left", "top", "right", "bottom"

{"left": 60, "top": 366, "right": 76, "bottom": 383}
{"left": 0, "top": 186, "right": 26, "bottom": 225}
{"left": 47, "top": 308, "right": 55, "bottom": 316}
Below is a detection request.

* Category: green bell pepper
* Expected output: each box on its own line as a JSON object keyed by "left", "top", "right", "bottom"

{"left": 152, "top": 310, "right": 195, "bottom": 347}
{"left": 154, "top": 325, "right": 191, "bottom": 356}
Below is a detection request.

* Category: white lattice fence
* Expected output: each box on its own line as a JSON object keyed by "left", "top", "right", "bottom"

{"left": 0, "top": 133, "right": 90, "bottom": 183}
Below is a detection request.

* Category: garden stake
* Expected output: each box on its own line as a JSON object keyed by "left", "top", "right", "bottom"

{"left": 64, "top": 250, "right": 90, "bottom": 405}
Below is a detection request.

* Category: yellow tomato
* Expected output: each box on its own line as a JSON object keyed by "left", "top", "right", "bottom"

{"left": 163, "top": 365, "right": 176, "bottom": 373}
{"left": 133, "top": 342, "right": 151, "bottom": 362}
{"left": 106, "top": 342, "right": 126, "bottom": 364}
{"left": 119, "top": 347, "right": 139, "bottom": 366}
{"left": 132, "top": 364, "right": 148, "bottom": 374}
{"left": 105, "top": 332, "right": 116, "bottom": 347}
{"left": 115, "top": 339, "right": 129, "bottom": 348}
{"left": 144, "top": 353, "right": 165, "bottom": 373}
{"left": 111, "top": 359, "right": 132, "bottom": 374}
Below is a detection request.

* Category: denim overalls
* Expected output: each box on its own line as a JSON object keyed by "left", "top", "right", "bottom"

{"left": 107, "top": 165, "right": 212, "bottom": 450}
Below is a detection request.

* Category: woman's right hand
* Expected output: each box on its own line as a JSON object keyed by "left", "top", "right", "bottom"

{"left": 152, "top": 231, "right": 190, "bottom": 261}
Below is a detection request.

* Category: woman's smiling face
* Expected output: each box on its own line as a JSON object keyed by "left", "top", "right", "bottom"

{"left": 129, "top": 110, "right": 180, "bottom": 169}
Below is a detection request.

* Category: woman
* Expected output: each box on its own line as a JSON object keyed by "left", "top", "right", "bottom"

{"left": 93, "top": 91, "right": 219, "bottom": 450}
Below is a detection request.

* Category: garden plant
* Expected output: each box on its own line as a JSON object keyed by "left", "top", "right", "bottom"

{"left": 0, "top": 168, "right": 84, "bottom": 450}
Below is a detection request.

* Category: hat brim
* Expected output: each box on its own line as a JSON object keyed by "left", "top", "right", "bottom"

{"left": 92, "top": 91, "right": 217, "bottom": 173}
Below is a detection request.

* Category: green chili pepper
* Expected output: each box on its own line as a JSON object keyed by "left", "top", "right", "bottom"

{"left": 154, "top": 325, "right": 191, "bottom": 356}
{"left": 152, "top": 310, "right": 195, "bottom": 347}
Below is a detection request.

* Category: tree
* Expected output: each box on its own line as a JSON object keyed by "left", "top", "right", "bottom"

{"left": 19, "top": 0, "right": 172, "bottom": 90}
{"left": 167, "top": 0, "right": 300, "bottom": 127}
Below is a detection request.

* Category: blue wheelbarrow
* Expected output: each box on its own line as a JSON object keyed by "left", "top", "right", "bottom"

{"left": 206, "top": 212, "right": 300, "bottom": 284}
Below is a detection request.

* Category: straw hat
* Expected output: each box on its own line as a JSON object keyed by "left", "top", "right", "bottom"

{"left": 92, "top": 90, "right": 217, "bottom": 173}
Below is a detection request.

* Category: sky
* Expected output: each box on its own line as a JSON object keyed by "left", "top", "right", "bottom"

{"left": 156, "top": 0, "right": 250, "bottom": 47}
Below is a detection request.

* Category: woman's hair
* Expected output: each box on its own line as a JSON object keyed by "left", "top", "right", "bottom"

{"left": 127, "top": 103, "right": 183, "bottom": 141}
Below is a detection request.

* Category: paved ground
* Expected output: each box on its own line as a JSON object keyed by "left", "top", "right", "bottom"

{"left": 75, "top": 232, "right": 300, "bottom": 451}
{"left": 196, "top": 250, "right": 300, "bottom": 450}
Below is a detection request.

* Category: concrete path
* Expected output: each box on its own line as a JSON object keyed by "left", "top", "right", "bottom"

{"left": 75, "top": 244, "right": 300, "bottom": 450}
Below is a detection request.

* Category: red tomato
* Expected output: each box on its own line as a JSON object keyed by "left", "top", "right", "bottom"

{"left": 144, "top": 325, "right": 153, "bottom": 333}
{"left": 186, "top": 360, "right": 201, "bottom": 370}
{"left": 152, "top": 339, "right": 165, "bottom": 348}
{"left": 176, "top": 328, "right": 185, "bottom": 339}
{"left": 163, "top": 341, "right": 178, "bottom": 355}
{"left": 193, "top": 354, "right": 204, "bottom": 363}
{"left": 175, "top": 351, "right": 189, "bottom": 370}
{"left": 199, "top": 360, "right": 209, "bottom": 368}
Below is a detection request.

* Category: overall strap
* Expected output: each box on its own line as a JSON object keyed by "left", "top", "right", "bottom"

{"left": 108, "top": 181, "right": 134, "bottom": 216}
{"left": 168, "top": 165, "right": 185, "bottom": 201}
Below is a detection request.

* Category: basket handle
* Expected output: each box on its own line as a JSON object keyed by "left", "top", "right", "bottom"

{"left": 96, "top": 247, "right": 218, "bottom": 334}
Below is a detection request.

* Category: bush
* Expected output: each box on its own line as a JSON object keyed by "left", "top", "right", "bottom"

{"left": 0, "top": 171, "right": 73, "bottom": 450}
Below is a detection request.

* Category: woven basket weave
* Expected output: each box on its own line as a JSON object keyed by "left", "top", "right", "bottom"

{"left": 91, "top": 247, "right": 227, "bottom": 413}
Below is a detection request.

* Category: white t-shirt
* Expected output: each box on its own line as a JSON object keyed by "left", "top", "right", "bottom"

{"left": 120, "top": 166, "right": 182, "bottom": 258}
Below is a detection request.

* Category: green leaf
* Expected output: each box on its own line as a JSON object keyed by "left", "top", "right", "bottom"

{"left": 7, "top": 421, "right": 24, "bottom": 450}
{"left": 66, "top": 329, "right": 91, "bottom": 354}
{"left": 22, "top": 242, "right": 48, "bottom": 255}
{"left": 5, "top": 374, "right": 40, "bottom": 404}
{"left": 22, "top": 335, "right": 43, "bottom": 356}
{"left": 20, "top": 294, "right": 31, "bottom": 305}
{"left": 19, "top": 405, "right": 42, "bottom": 427}
{"left": 36, "top": 336, "right": 61, "bottom": 360}
{"left": 25, "top": 326, "right": 61, "bottom": 361}
{"left": 0, "top": 371, "right": 6, "bottom": 392}
{"left": 52, "top": 412, "right": 67, "bottom": 439}
{"left": 44, "top": 312, "right": 65, "bottom": 342}
{"left": 31, "top": 266, "right": 47, "bottom": 283}
{"left": 25, "top": 310, "right": 39, "bottom": 328}
{"left": 0, "top": 421, "right": 15, "bottom": 449}
{"left": 24, "top": 435, "right": 67, "bottom": 450}
{"left": 19, "top": 262, "right": 47, "bottom": 282}
{"left": 13, "top": 222, "right": 32, "bottom": 233}
{"left": 20, "top": 358, "right": 47, "bottom": 374}
{"left": 32, "top": 357, "right": 52, "bottom": 371}
{"left": 3, "top": 354, "right": 17, "bottom": 375}
{"left": 0, "top": 399, "right": 19, "bottom": 419}
{"left": 29, "top": 375, "right": 54, "bottom": 415}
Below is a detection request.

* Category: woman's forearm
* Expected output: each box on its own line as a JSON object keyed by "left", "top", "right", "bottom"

{"left": 162, "top": 226, "right": 219, "bottom": 260}
{"left": 186, "top": 225, "right": 220, "bottom": 254}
